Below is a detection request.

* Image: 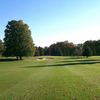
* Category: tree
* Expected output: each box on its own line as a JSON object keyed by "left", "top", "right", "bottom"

{"left": 47, "top": 41, "right": 75, "bottom": 56}
{"left": 82, "top": 45, "right": 92, "bottom": 58}
{"left": 74, "top": 44, "right": 83, "bottom": 56}
{"left": 34, "top": 46, "right": 44, "bottom": 56}
{"left": 44, "top": 47, "right": 49, "bottom": 56}
{"left": 84, "top": 40, "right": 96, "bottom": 55}
{"left": 95, "top": 40, "right": 100, "bottom": 56}
{"left": 0, "top": 39, "right": 4, "bottom": 56}
{"left": 4, "top": 20, "right": 35, "bottom": 60}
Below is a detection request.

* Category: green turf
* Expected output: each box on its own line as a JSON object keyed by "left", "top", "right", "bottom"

{"left": 0, "top": 56, "right": 100, "bottom": 100}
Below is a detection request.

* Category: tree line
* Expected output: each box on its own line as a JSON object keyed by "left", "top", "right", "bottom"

{"left": 0, "top": 20, "right": 100, "bottom": 59}
{"left": 34, "top": 40, "right": 100, "bottom": 57}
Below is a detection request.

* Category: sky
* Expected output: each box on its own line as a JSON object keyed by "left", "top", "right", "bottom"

{"left": 0, "top": 0, "right": 100, "bottom": 47}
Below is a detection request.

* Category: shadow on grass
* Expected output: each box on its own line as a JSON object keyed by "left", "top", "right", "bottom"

{"left": 23, "top": 60, "right": 100, "bottom": 68}
{"left": 60, "top": 59, "right": 98, "bottom": 63}
{"left": 0, "top": 58, "right": 17, "bottom": 62}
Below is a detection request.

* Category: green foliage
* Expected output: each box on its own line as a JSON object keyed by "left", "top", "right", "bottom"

{"left": 83, "top": 40, "right": 100, "bottom": 56}
{"left": 82, "top": 45, "right": 92, "bottom": 58}
{"left": 34, "top": 40, "right": 100, "bottom": 57}
{"left": 49, "top": 41, "right": 75, "bottom": 56}
{"left": 95, "top": 40, "right": 100, "bottom": 55}
{"left": 0, "top": 39, "right": 4, "bottom": 55}
{"left": 35, "top": 41, "right": 76, "bottom": 56}
{"left": 34, "top": 46, "right": 44, "bottom": 56}
{"left": 3, "top": 20, "right": 35, "bottom": 59}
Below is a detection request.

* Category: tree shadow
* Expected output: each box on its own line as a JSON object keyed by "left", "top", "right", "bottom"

{"left": 60, "top": 59, "right": 98, "bottom": 63}
{"left": 23, "top": 60, "right": 100, "bottom": 68}
{"left": 0, "top": 58, "right": 17, "bottom": 62}
{"left": 62, "top": 57, "right": 82, "bottom": 59}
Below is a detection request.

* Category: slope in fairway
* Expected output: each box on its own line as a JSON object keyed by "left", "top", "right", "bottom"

{"left": 0, "top": 56, "right": 100, "bottom": 100}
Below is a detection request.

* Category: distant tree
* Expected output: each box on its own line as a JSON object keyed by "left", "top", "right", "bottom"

{"left": 0, "top": 39, "right": 4, "bottom": 55}
{"left": 34, "top": 46, "right": 44, "bottom": 56}
{"left": 65, "top": 42, "right": 75, "bottom": 56}
{"left": 34, "top": 40, "right": 100, "bottom": 57}
{"left": 82, "top": 45, "right": 92, "bottom": 58}
{"left": 84, "top": 41, "right": 96, "bottom": 55}
{"left": 95, "top": 40, "right": 100, "bottom": 56}
{"left": 49, "top": 43, "right": 58, "bottom": 56}
{"left": 74, "top": 44, "right": 83, "bottom": 56}
{"left": 38, "top": 47, "right": 44, "bottom": 56}
{"left": 48, "top": 41, "right": 75, "bottom": 56}
{"left": 34, "top": 47, "right": 40, "bottom": 56}
{"left": 74, "top": 47, "right": 81, "bottom": 56}
{"left": 44, "top": 47, "right": 49, "bottom": 56}
{"left": 4, "top": 20, "right": 35, "bottom": 60}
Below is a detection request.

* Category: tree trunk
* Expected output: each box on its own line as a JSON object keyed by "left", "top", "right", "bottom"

{"left": 16, "top": 56, "right": 19, "bottom": 60}
{"left": 19, "top": 56, "right": 22, "bottom": 60}
{"left": 86, "top": 56, "right": 88, "bottom": 58}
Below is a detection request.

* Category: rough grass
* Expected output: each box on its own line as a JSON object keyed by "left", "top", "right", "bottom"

{"left": 0, "top": 56, "right": 100, "bottom": 100}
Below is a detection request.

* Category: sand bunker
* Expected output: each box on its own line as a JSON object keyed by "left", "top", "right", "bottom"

{"left": 36, "top": 57, "right": 47, "bottom": 61}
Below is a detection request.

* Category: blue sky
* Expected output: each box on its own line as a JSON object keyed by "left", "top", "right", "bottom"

{"left": 0, "top": 0, "right": 100, "bottom": 47}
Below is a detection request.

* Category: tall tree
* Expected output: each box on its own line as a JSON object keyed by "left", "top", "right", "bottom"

{"left": 82, "top": 45, "right": 92, "bottom": 58}
{"left": 84, "top": 41, "right": 96, "bottom": 55}
{"left": 4, "top": 20, "right": 35, "bottom": 60}
{"left": 0, "top": 39, "right": 4, "bottom": 56}
{"left": 34, "top": 46, "right": 44, "bottom": 56}
{"left": 95, "top": 40, "right": 100, "bottom": 55}
{"left": 74, "top": 44, "right": 83, "bottom": 56}
{"left": 44, "top": 47, "right": 49, "bottom": 56}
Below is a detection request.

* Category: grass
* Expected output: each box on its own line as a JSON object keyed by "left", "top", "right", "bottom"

{"left": 0, "top": 56, "right": 100, "bottom": 100}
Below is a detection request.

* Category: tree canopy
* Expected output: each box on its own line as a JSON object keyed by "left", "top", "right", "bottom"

{"left": 0, "top": 39, "right": 4, "bottom": 55}
{"left": 82, "top": 44, "right": 93, "bottom": 58}
{"left": 3, "top": 20, "right": 35, "bottom": 60}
